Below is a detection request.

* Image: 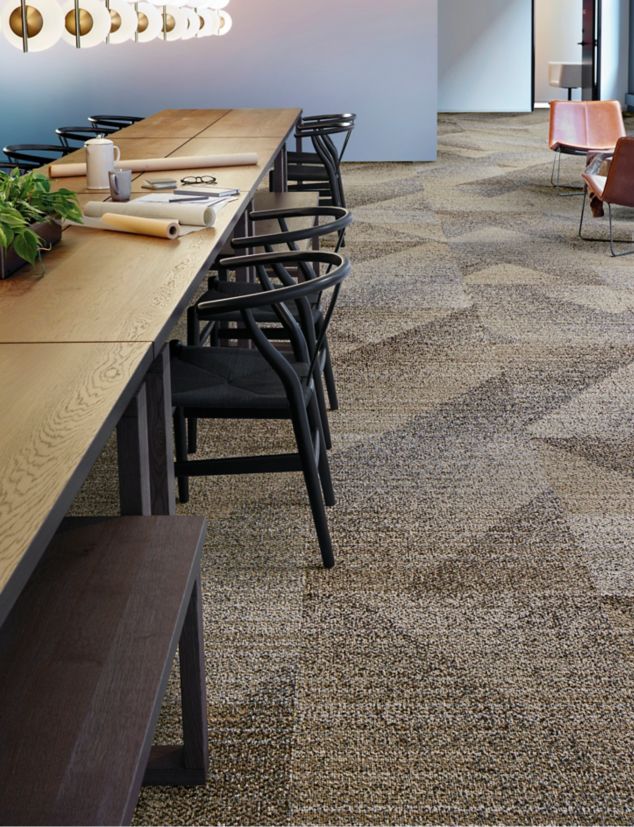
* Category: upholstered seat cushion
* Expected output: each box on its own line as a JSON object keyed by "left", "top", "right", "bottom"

{"left": 171, "top": 345, "right": 311, "bottom": 412}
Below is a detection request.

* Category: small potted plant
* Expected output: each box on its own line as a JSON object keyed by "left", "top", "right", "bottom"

{"left": 0, "top": 168, "right": 82, "bottom": 279}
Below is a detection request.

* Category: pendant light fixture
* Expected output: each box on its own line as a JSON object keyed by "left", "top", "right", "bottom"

{"left": 1, "top": 0, "right": 232, "bottom": 48}
{"left": 1, "top": 0, "right": 63, "bottom": 50}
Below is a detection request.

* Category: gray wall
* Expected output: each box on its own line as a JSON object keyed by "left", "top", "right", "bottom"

{"left": 0, "top": 0, "right": 438, "bottom": 162}
{"left": 438, "top": 0, "right": 532, "bottom": 112}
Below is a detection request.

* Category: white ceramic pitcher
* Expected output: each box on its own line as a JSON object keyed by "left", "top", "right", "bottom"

{"left": 85, "top": 137, "right": 121, "bottom": 191}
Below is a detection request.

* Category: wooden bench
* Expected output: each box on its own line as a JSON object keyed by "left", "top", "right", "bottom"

{"left": 0, "top": 515, "right": 208, "bottom": 826}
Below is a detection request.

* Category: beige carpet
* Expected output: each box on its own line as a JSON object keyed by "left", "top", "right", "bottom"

{"left": 72, "top": 111, "right": 634, "bottom": 825}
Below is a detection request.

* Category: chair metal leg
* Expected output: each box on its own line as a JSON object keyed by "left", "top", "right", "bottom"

{"left": 174, "top": 408, "right": 190, "bottom": 503}
{"left": 608, "top": 203, "right": 634, "bottom": 257}
{"left": 551, "top": 149, "right": 584, "bottom": 196}
{"left": 312, "top": 368, "right": 332, "bottom": 450}
{"left": 578, "top": 184, "right": 588, "bottom": 239}
{"left": 307, "top": 393, "right": 336, "bottom": 507}
{"left": 291, "top": 404, "right": 335, "bottom": 569}
{"left": 579, "top": 192, "right": 634, "bottom": 254}
{"left": 322, "top": 339, "right": 339, "bottom": 411}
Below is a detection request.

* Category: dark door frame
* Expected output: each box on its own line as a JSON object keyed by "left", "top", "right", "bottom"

{"left": 531, "top": 0, "right": 602, "bottom": 109}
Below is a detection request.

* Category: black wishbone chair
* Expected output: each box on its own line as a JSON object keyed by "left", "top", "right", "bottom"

{"left": 285, "top": 117, "right": 355, "bottom": 208}
{"left": 171, "top": 251, "right": 351, "bottom": 569}
{"left": 291, "top": 113, "right": 356, "bottom": 170}
{"left": 3, "top": 144, "right": 70, "bottom": 172}
{"left": 88, "top": 114, "right": 143, "bottom": 133}
{"left": 186, "top": 205, "right": 352, "bottom": 455}
{"left": 56, "top": 126, "right": 108, "bottom": 149}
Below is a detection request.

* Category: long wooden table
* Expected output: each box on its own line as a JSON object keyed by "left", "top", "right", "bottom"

{"left": 0, "top": 107, "right": 301, "bottom": 626}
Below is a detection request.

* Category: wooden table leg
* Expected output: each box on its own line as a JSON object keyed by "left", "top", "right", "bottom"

{"left": 117, "top": 384, "right": 151, "bottom": 516}
{"left": 271, "top": 144, "right": 288, "bottom": 192}
{"left": 145, "top": 346, "right": 176, "bottom": 516}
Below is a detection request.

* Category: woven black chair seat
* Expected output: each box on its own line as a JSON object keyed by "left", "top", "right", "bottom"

{"left": 171, "top": 345, "right": 311, "bottom": 413}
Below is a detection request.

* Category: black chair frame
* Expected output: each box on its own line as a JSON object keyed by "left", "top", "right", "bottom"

{"left": 56, "top": 126, "right": 108, "bottom": 149}
{"left": 88, "top": 115, "right": 143, "bottom": 133}
{"left": 186, "top": 206, "right": 352, "bottom": 453}
{"left": 2, "top": 144, "right": 70, "bottom": 172}
{"left": 172, "top": 251, "right": 350, "bottom": 569}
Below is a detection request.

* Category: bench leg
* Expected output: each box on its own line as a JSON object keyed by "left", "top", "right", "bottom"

{"left": 144, "top": 578, "right": 209, "bottom": 786}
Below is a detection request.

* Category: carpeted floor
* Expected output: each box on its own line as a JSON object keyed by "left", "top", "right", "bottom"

{"left": 72, "top": 110, "right": 634, "bottom": 825}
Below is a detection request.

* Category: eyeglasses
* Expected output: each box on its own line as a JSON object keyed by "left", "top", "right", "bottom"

{"left": 181, "top": 175, "right": 218, "bottom": 185}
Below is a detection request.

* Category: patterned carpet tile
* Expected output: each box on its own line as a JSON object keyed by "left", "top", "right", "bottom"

{"left": 64, "top": 110, "right": 634, "bottom": 825}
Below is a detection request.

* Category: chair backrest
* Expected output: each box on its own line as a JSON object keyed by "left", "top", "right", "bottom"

{"left": 299, "top": 114, "right": 356, "bottom": 162}
{"left": 549, "top": 100, "right": 625, "bottom": 152}
{"left": 231, "top": 206, "right": 352, "bottom": 258}
{"left": 56, "top": 126, "right": 106, "bottom": 148}
{"left": 3, "top": 144, "right": 68, "bottom": 171}
{"left": 199, "top": 251, "right": 350, "bottom": 383}
{"left": 602, "top": 137, "right": 634, "bottom": 208}
{"left": 88, "top": 115, "right": 143, "bottom": 133}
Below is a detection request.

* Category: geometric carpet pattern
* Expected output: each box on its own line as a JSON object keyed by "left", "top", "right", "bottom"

{"left": 73, "top": 111, "right": 634, "bottom": 824}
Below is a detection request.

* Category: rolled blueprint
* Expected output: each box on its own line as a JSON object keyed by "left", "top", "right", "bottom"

{"left": 72, "top": 213, "right": 179, "bottom": 239}
{"left": 84, "top": 199, "right": 215, "bottom": 227}
{"left": 49, "top": 153, "right": 258, "bottom": 179}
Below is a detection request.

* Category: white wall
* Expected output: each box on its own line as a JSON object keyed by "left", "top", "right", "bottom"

{"left": 438, "top": 0, "right": 532, "bottom": 112}
{"left": 600, "top": 0, "right": 630, "bottom": 102}
{"left": 0, "top": 0, "right": 438, "bottom": 162}
{"left": 534, "top": 0, "right": 582, "bottom": 102}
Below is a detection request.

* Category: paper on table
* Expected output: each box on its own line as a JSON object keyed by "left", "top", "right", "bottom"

{"left": 70, "top": 213, "right": 179, "bottom": 239}
{"left": 84, "top": 198, "right": 216, "bottom": 228}
{"left": 48, "top": 153, "right": 258, "bottom": 179}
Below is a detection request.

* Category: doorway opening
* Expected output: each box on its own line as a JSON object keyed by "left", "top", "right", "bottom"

{"left": 533, "top": 0, "right": 601, "bottom": 108}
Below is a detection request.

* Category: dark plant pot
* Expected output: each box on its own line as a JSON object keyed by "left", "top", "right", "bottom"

{"left": 0, "top": 219, "right": 62, "bottom": 279}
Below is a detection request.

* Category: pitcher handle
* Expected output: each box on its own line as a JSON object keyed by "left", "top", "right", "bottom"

{"left": 113, "top": 145, "right": 121, "bottom": 163}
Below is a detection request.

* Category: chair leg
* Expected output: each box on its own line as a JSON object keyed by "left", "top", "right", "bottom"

{"left": 322, "top": 339, "right": 339, "bottom": 411}
{"left": 291, "top": 404, "right": 335, "bottom": 569}
{"left": 552, "top": 149, "right": 584, "bottom": 196}
{"left": 608, "top": 203, "right": 634, "bottom": 257}
{"left": 578, "top": 184, "right": 588, "bottom": 239}
{"left": 579, "top": 195, "right": 634, "bottom": 254}
{"left": 174, "top": 408, "right": 190, "bottom": 503}
{"left": 307, "top": 394, "right": 336, "bottom": 507}
{"left": 313, "top": 369, "right": 332, "bottom": 450}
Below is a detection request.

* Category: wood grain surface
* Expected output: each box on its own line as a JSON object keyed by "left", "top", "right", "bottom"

{"left": 0, "top": 515, "right": 206, "bottom": 826}
{"left": 2, "top": 109, "right": 301, "bottom": 346}
{"left": 0, "top": 342, "right": 151, "bottom": 618}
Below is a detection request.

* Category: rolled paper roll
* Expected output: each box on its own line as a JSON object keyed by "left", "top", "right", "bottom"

{"left": 49, "top": 153, "right": 258, "bottom": 179}
{"left": 84, "top": 199, "right": 215, "bottom": 227}
{"left": 100, "top": 212, "right": 179, "bottom": 239}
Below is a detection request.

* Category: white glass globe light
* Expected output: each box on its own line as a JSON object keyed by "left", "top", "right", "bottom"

{"left": 135, "top": 1, "right": 161, "bottom": 41}
{"left": 60, "top": 0, "right": 111, "bottom": 46}
{"left": 106, "top": 0, "right": 137, "bottom": 43}
{"left": 1, "top": 0, "right": 63, "bottom": 51}
{"left": 161, "top": 3, "right": 187, "bottom": 39}
{"left": 196, "top": 7, "right": 215, "bottom": 36}
{"left": 180, "top": 6, "right": 198, "bottom": 38}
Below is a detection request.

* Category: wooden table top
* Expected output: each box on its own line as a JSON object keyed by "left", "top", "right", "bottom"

{"left": 0, "top": 341, "right": 152, "bottom": 625}
{"left": 0, "top": 108, "right": 301, "bottom": 620}
{"left": 0, "top": 108, "right": 301, "bottom": 347}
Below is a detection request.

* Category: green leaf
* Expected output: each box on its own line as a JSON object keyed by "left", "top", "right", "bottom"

{"left": 13, "top": 228, "right": 40, "bottom": 264}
